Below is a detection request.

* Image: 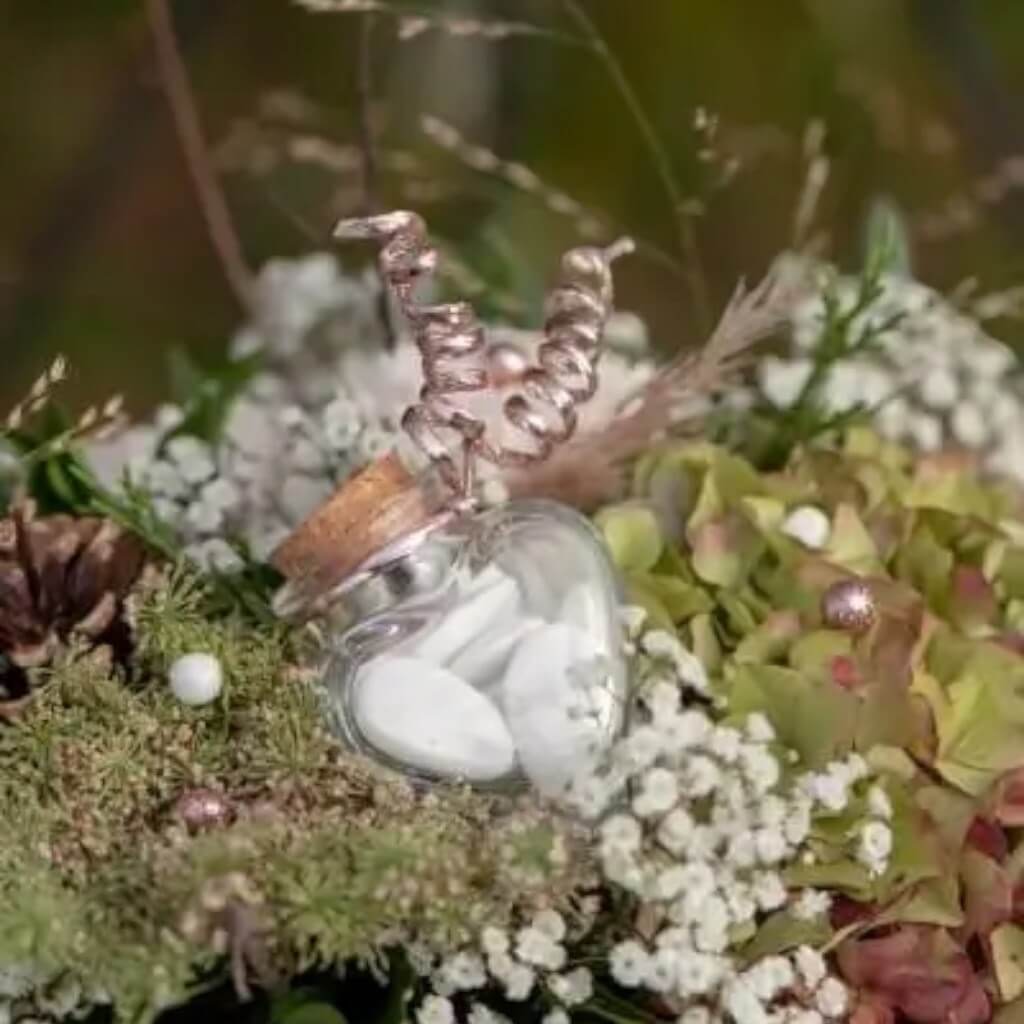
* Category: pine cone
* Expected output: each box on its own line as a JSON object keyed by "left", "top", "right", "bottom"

{"left": 0, "top": 503, "right": 145, "bottom": 710}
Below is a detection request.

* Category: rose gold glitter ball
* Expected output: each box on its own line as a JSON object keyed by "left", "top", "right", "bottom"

{"left": 485, "top": 342, "right": 531, "bottom": 388}
{"left": 821, "top": 578, "right": 877, "bottom": 634}
{"left": 174, "top": 788, "right": 234, "bottom": 833}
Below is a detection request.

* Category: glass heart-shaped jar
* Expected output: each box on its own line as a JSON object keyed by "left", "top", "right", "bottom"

{"left": 276, "top": 465, "right": 627, "bottom": 796}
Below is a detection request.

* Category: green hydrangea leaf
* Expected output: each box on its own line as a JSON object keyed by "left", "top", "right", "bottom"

{"left": 784, "top": 857, "right": 873, "bottom": 899}
{"left": 717, "top": 591, "right": 761, "bottom": 636}
{"left": 691, "top": 515, "right": 765, "bottom": 588}
{"left": 1001, "top": 548, "right": 1024, "bottom": 603}
{"left": 931, "top": 648, "right": 1024, "bottom": 795}
{"left": 877, "top": 781, "right": 948, "bottom": 898}
{"left": 867, "top": 745, "right": 920, "bottom": 782}
{"left": 624, "top": 578, "right": 676, "bottom": 632}
{"left": 741, "top": 909, "right": 833, "bottom": 963}
{"left": 824, "top": 503, "right": 884, "bottom": 574}
{"left": 874, "top": 874, "right": 964, "bottom": 928}
{"left": 728, "top": 664, "right": 856, "bottom": 768}
{"left": 629, "top": 573, "right": 713, "bottom": 622}
{"left": 915, "top": 784, "right": 977, "bottom": 852}
{"left": 896, "top": 526, "right": 954, "bottom": 610}
{"left": 596, "top": 503, "right": 664, "bottom": 573}
{"left": 740, "top": 495, "right": 787, "bottom": 534}
{"left": 689, "top": 613, "right": 723, "bottom": 673}
{"left": 789, "top": 630, "right": 853, "bottom": 682}
{"left": 734, "top": 611, "right": 802, "bottom": 665}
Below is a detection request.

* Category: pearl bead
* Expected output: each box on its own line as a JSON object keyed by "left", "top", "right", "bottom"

{"left": 169, "top": 653, "right": 224, "bottom": 706}
{"left": 821, "top": 579, "right": 877, "bottom": 634}
{"left": 486, "top": 342, "right": 531, "bottom": 388}
{"left": 174, "top": 787, "right": 234, "bottom": 832}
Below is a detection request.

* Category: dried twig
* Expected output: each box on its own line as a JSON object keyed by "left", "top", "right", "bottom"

{"left": 145, "top": 0, "right": 255, "bottom": 314}
{"left": 293, "top": 0, "right": 584, "bottom": 45}
{"left": 505, "top": 271, "right": 799, "bottom": 509}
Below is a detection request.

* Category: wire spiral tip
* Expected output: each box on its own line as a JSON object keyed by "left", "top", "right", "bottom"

{"left": 335, "top": 210, "right": 628, "bottom": 494}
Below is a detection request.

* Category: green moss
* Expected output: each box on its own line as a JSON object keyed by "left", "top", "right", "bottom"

{"left": 0, "top": 570, "right": 581, "bottom": 1022}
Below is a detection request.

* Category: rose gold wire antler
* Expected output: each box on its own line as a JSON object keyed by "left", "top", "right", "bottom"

{"left": 334, "top": 209, "right": 633, "bottom": 494}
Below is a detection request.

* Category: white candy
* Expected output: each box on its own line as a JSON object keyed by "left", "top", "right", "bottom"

{"left": 502, "top": 623, "right": 613, "bottom": 796}
{"left": 559, "top": 582, "right": 611, "bottom": 654}
{"left": 412, "top": 568, "right": 520, "bottom": 667}
{"left": 354, "top": 656, "right": 517, "bottom": 781}
{"left": 169, "top": 653, "right": 224, "bottom": 707}
{"left": 780, "top": 506, "right": 831, "bottom": 550}
{"left": 448, "top": 616, "right": 544, "bottom": 693}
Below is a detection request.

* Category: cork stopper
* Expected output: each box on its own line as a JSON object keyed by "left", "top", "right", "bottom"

{"left": 271, "top": 451, "right": 434, "bottom": 612}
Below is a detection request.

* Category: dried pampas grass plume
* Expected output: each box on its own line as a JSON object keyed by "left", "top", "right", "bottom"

{"left": 505, "top": 271, "right": 799, "bottom": 510}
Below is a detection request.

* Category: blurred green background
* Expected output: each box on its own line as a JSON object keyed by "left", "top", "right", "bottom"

{"left": 5, "top": 0, "right": 1024, "bottom": 414}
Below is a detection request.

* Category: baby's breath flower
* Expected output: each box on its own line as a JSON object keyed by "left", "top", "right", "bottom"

{"left": 815, "top": 977, "right": 849, "bottom": 1018}
{"left": 794, "top": 946, "right": 827, "bottom": 990}
{"left": 417, "top": 994, "right": 455, "bottom": 1024}
{"left": 609, "top": 940, "right": 649, "bottom": 988}
{"left": 858, "top": 820, "right": 893, "bottom": 876}
{"left": 867, "top": 785, "right": 893, "bottom": 820}
{"left": 548, "top": 966, "right": 592, "bottom": 1006}
{"left": 792, "top": 889, "right": 832, "bottom": 921}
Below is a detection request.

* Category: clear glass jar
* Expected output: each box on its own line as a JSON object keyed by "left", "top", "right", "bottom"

{"left": 317, "top": 498, "right": 627, "bottom": 796}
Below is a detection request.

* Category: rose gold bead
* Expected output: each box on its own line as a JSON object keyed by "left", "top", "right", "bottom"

{"left": 485, "top": 342, "right": 531, "bottom": 388}
{"left": 821, "top": 579, "right": 877, "bottom": 634}
{"left": 174, "top": 788, "right": 234, "bottom": 833}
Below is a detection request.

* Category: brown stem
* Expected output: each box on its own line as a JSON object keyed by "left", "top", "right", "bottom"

{"left": 354, "top": 12, "right": 398, "bottom": 348}
{"left": 144, "top": 0, "right": 256, "bottom": 315}
{"left": 356, "top": 13, "right": 380, "bottom": 215}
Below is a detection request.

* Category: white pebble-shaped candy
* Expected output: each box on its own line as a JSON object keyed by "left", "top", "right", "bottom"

{"left": 354, "top": 656, "right": 517, "bottom": 781}
{"left": 169, "top": 653, "right": 224, "bottom": 707}
{"left": 412, "top": 568, "right": 520, "bottom": 667}
{"left": 502, "top": 623, "right": 614, "bottom": 797}
{"left": 448, "top": 616, "right": 544, "bottom": 694}
{"left": 781, "top": 505, "right": 831, "bottom": 550}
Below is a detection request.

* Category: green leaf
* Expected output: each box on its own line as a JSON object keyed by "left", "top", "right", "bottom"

{"left": 628, "top": 573, "right": 713, "bottom": 622}
{"left": 742, "top": 909, "right": 833, "bottom": 963}
{"left": 727, "top": 664, "right": 856, "bottom": 768}
{"left": 993, "top": 925, "right": 1024, "bottom": 1002}
{"left": 863, "top": 196, "right": 913, "bottom": 278}
{"left": 691, "top": 515, "right": 765, "bottom": 588}
{"left": 823, "top": 503, "right": 883, "bottom": 574}
{"left": 875, "top": 875, "right": 964, "bottom": 928}
{"left": 379, "top": 950, "right": 416, "bottom": 1024}
{"left": 789, "top": 630, "right": 853, "bottom": 681}
{"left": 784, "top": 857, "right": 873, "bottom": 899}
{"left": 271, "top": 989, "right": 349, "bottom": 1024}
{"left": 734, "top": 611, "right": 802, "bottom": 665}
{"left": 596, "top": 503, "right": 664, "bottom": 573}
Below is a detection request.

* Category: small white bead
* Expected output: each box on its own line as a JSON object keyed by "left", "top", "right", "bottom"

{"left": 781, "top": 506, "right": 831, "bottom": 550}
{"left": 169, "top": 653, "right": 224, "bottom": 707}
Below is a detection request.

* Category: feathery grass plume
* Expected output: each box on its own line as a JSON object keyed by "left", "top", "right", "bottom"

{"left": 792, "top": 119, "right": 831, "bottom": 252}
{"left": 291, "top": 0, "right": 583, "bottom": 45}
{"left": 916, "top": 152, "right": 1024, "bottom": 242}
{"left": 421, "top": 115, "right": 607, "bottom": 241}
{"left": 4, "top": 354, "right": 67, "bottom": 431}
{"left": 505, "top": 270, "right": 799, "bottom": 510}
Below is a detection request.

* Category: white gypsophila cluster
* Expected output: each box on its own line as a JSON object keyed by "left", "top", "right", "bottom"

{"left": 749, "top": 260, "right": 1024, "bottom": 484}
{"left": 87, "top": 253, "right": 655, "bottom": 570}
{"left": 413, "top": 610, "right": 890, "bottom": 1024}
